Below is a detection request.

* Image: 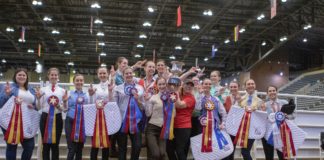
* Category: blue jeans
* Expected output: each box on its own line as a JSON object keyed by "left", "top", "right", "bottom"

{"left": 1, "top": 128, "right": 35, "bottom": 160}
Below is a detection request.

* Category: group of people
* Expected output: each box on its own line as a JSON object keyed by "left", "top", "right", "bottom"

{"left": 0, "top": 57, "right": 294, "bottom": 160}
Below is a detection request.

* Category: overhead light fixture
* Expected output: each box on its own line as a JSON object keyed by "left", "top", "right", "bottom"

{"left": 96, "top": 31, "right": 104, "bottom": 36}
{"left": 68, "top": 62, "right": 74, "bottom": 66}
{"left": 58, "top": 40, "right": 66, "bottom": 44}
{"left": 43, "top": 16, "right": 52, "bottom": 22}
{"left": 18, "top": 38, "right": 26, "bottom": 43}
{"left": 32, "top": 0, "right": 42, "bottom": 6}
{"left": 64, "top": 50, "right": 71, "bottom": 55}
{"left": 175, "top": 45, "right": 182, "bottom": 50}
{"left": 27, "top": 49, "right": 34, "bottom": 53}
{"left": 204, "top": 57, "right": 209, "bottom": 61}
{"left": 280, "top": 36, "right": 287, "bottom": 42}
{"left": 1, "top": 59, "right": 7, "bottom": 63}
{"left": 281, "top": 0, "right": 287, "bottom": 2}
{"left": 6, "top": 27, "right": 14, "bottom": 32}
{"left": 203, "top": 9, "right": 213, "bottom": 16}
{"left": 239, "top": 28, "right": 246, "bottom": 33}
{"left": 139, "top": 34, "right": 147, "bottom": 39}
{"left": 98, "top": 42, "right": 105, "bottom": 46}
{"left": 134, "top": 54, "right": 141, "bottom": 58}
{"left": 169, "top": 55, "right": 176, "bottom": 60}
{"left": 224, "top": 39, "right": 230, "bottom": 44}
{"left": 279, "top": 71, "right": 283, "bottom": 76}
{"left": 191, "top": 24, "right": 200, "bottom": 30}
{"left": 303, "top": 24, "right": 312, "bottom": 30}
{"left": 261, "top": 41, "right": 267, "bottom": 46}
{"left": 100, "top": 52, "right": 107, "bottom": 56}
{"left": 257, "top": 13, "right": 265, "bottom": 20}
{"left": 72, "top": 70, "right": 76, "bottom": 74}
{"left": 101, "top": 63, "right": 107, "bottom": 67}
{"left": 94, "top": 18, "right": 103, "bottom": 24}
{"left": 143, "top": 22, "right": 152, "bottom": 27}
{"left": 91, "top": 2, "right": 101, "bottom": 9}
{"left": 148, "top": 6, "right": 154, "bottom": 13}
{"left": 182, "top": 36, "right": 190, "bottom": 41}
{"left": 303, "top": 38, "right": 308, "bottom": 42}
{"left": 136, "top": 43, "right": 144, "bottom": 48}
{"left": 213, "top": 48, "right": 218, "bottom": 52}
{"left": 35, "top": 60, "right": 39, "bottom": 64}
{"left": 51, "top": 29, "right": 60, "bottom": 34}
{"left": 0, "top": 73, "right": 3, "bottom": 76}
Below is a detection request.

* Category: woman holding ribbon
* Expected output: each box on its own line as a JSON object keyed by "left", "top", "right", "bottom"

{"left": 210, "top": 70, "right": 229, "bottom": 103}
{"left": 64, "top": 74, "right": 89, "bottom": 160}
{"left": 262, "top": 85, "right": 288, "bottom": 160}
{"left": 114, "top": 67, "right": 144, "bottom": 160}
{"left": 0, "top": 68, "right": 37, "bottom": 160}
{"left": 144, "top": 77, "right": 170, "bottom": 160}
{"left": 36, "top": 67, "right": 67, "bottom": 160}
{"left": 88, "top": 66, "right": 115, "bottom": 160}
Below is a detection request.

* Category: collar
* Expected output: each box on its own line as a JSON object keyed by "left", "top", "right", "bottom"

{"left": 99, "top": 80, "right": 108, "bottom": 86}
{"left": 74, "top": 89, "right": 84, "bottom": 94}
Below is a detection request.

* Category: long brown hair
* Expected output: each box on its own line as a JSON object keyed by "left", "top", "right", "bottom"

{"left": 12, "top": 68, "right": 29, "bottom": 90}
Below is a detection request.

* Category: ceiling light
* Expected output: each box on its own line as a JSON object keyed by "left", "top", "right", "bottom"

{"left": 239, "top": 28, "right": 246, "bottom": 33}
{"left": 32, "top": 0, "right": 42, "bottom": 6}
{"left": 43, "top": 16, "right": 52, "bottom": 22}
{"left": 175, "top": 45, "right": 182, "bottom": 50}
{"left": 279, "top": 71, "right": 283, "bottom": 76}
{"left": 51, "top": 29, "right": 60, "bottom": 34}
{"left": 0, "top": 73, "right": 3, "bottom": 76}
{"left": 18, "top": 38, "right": 26, "bottom": 43}
{"left": 137, "top": 44, "right": 144, "bottom": 48}
{"left": 134, "top": 54, "right": 141, "bottom": 58}
{"left": 72, "top": 70, "right": 76, "bottom": 74}
{"left": 182, "top": 36, "right": 190, "bottom": 41}
{"left": 58, "top": 40, "right": 66, "bottom": 44}
{"left": 257, "top": 13, "right": 265, "bottom": 20}
{"left": 281, "top": 0, "right": 287, "bottom": 2}
{"left": 91, "top": 2, "right": 101, "bottom": 9}
{"left": 94, "top": 18, "right": 103, "bottom": 24}
{"left": 98, "top": 42, "right": 105, "bottom": 46}
{"left": 139, "top": 34, "right": 147, "bottom": 39}
{"left": 27, "top": 49, "right": 34, "bottom": 53}
{"left": 96, "top": 31, "right": 104, "bottom": 36}
{"left": 143, "top": 22, "right": 152, "bottom": 27}
{"left": 303, "top": 38, "right": 308, "bottom": 42}
{"left": 64, "top": 50, "right": 71, "bottom": 55}
{"left": 280, "top": 36, "right": 287, "bottom": 42}
{"left": 213, "top": 48, "right": 218, "bottom": 52}
{"left": 204, "top": 57, "right": 209, "bottom": 61}
{"left": 224, "top": 39, "right": 230, "bottom": 44}
{"left": 100, "top": 52, "right": 107, "bottom": 56}
{"left": 303, "top": 24, "right": 312, "bottom": 30}
{"left": 101, "top": 63, "right": 107, "bottom": 67}
{"left": 2, "top": 59, "right": 6, "bottom": 63}
{"left": 203, "top": 10, "right": 213, "bottom": 16}
{"left": 6, "top": 27, "right": 14, "bottom": 32}
{"left": 191, "top": 24, "right": 200, "bottom": 30}
{"left": 169, "top": 55, "right": 176, "bottom": 60}
{"left": 68, "top": 62, "right": 74, "bottom": 66}
{"left": 35, "top": 60, "right": 39, "bottom": 64}
{"left": 261, "top": 41, "right": 267, "bottom": 46}
{"left": 148, "top": 6, "right": 154, "bottom": 13}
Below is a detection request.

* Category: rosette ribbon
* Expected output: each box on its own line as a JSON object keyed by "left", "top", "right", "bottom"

{"left": 160, "top": 92, "right": 176, "bottom": 140}
{"left": 71, "top": 97, "right": 86, "bottom": 143}
{"left": 5, "top": 97, "right": 24, "bottom": 145}
{"left": 121, "top": 84, "right": 142, "bottom": 134}
{"left": 92, "top": 99, "right": 110, "bottom": 148}
{"left": 43, "top": 95, "right": 59, "bottom": 143}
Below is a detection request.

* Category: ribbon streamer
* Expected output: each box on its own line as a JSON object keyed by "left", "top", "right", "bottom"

{"left": 71, "top": 99, "right": 85, "bottom": 143}
{"left": 234, "top": 111, "right": 251, "bottom": 148}
{"left": 92, "top": 108, "right": 110, "bottom": 148}
{"left": 43, "top": 96, "right": 59, "bottom": 144}
{"left": 5, "top": 98, "right": 24, "bottom": 144}
{"left": 160, "top": 93, "right": 175, "bottom": 140}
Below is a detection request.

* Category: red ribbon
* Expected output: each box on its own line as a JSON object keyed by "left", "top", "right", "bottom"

{"left": 234, "top": 112, "right": 251, "bottom": 148}
{"left": 280, "top": 121, "right": 296, "bottom": 159}
{"left": 92, "top": 108, "right": 110, "bottom": 148}
{"left": 5, "top": 102, "right": 24, "bottom": 144}
{"left": 201, "top": 110, "right": 213, "bottom": 152}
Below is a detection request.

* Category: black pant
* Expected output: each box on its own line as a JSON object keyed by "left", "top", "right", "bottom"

{"left": 1, "top": 128, "right": 35, "bottom": 160}
{"left": 190, "top": 117, "right": 202, "bottom": 137}
{"left": 240, "top": 139, "right": 255, "bottom": 160}
{"left": 40, "top": 112, "right": 63, "bottom": 160}
{"left": 145, "top": 123, "right": 166, "bottom": 160}
{"left": 222, "top": 135, "right": 235, "bottom": 160}
{"left": 166, "top": 128, "right": 191, "bottom": 160}
{"left": 117, "top": 131, "right": 142, "bottom": 160}
{"left": 261, "top": 138, "right": 285, "bottom": 160}
{"left": 65, "top": 117, "right": 85, "bottom": 160}
{"left": 90, "top": 148, "right": 109, "bottom": 160}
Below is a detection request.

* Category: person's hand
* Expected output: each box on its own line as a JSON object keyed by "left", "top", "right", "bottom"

{"left": 27, "top": 104, "right": 34, "bottom": 109}
{"left": 143, "top": 92, "right": 151, "bottom": 101}
{"left": 5, "top": 81, "right": 11, "bottom": 96}
{"left": 88, "top": 84, "right": 96, "bottom": 96}
{"left": 62, "top": 90, "right": 68, "bottom": 102}
{"left": 35, "top": 86, "right": 44, "bottom": 100}
{"left": 132, "top": 59, "right": 147, "bottom": 69}
{"left": 245, "top": 106, "right": 256, "bottom": 112}
{"left": 108, "top": 79, "right": 115, "bottom": 92}
{"left": 219, "top": 87, "right": 225, "bottom": 95}
{"left": 110, "top": 65, "right": 116, "bottom": 77}
{"left": 219, "top": 122, "right": 225, "bottom": 130}
{"left": 188, "top": 67, "right": 197, "bottom": 74}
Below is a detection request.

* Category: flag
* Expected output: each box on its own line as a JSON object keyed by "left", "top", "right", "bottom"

{"left": 90, "top": 16, "right": 93, "bottom": 34}
{"left": 211, "top": 45, "right": 216, "bottom": 58}
{"left": 177, "top": 5, "right": 182, "bottom": 27}
{"left": 153, "top": 49, "right": 156, "bottom": 63}
{"left": 234, "top": 25, "right": 239, "bottom": 42}
{"left": 21, "top": 26, "right": 25, "bottom": 42}
{"left": 38, "top": 44, "right": 41, "bottom": 57}
{"left": 271, "top": 0, "right": 277, "bottom": 19}
{"left": 95, "top": 39, "right": 98, "bottom": 52}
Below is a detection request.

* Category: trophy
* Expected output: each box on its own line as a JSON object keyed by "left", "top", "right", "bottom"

{"left": 168, "top": 61, "right": 185, "bottom": 86}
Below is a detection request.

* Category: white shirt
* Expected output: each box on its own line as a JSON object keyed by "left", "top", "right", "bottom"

{"left": 91, "top": 81, "right": 110, "bottom": 103}
{"left": 38, "top": 84, "right": 66, "bottom": 113}
{"left": 18, "top": 88, "right": 35, "bottom": 105}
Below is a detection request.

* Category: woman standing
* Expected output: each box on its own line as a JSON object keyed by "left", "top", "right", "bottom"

{"left": 210, "top": 70, "right": 229, "bottom": 103}
{"left": 262, "top": 85, "right": 287, "bottom": 160}
{"left": 64, "top": 74, "right": 89, "bottom": 160}
{"left": 37, "top": 68, "right": 67, "bottom": 160}
{"left": 166, "top": 79, "right": 196, "bottom": 160}
{"left": 145, "top": 77, "right": 168, "bottom": 160}
{"left": 114, "top": 67, "right": 144, "bottom": 160}
{"left": 0, "top": 68, "right": 37, "bottom": 160}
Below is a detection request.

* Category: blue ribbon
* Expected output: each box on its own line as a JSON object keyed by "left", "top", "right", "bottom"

{"left": 47, "top": 104, "right": 55, "bottom": 143}
{"left": 121, "top": 95, "right": 142, "bottom": 134}
{"left": 267, "top": 112, "right": 285, "bottom": 146}
{"left": 162, "top": 100, "right": 174, "bottom": 139}
{"left": 214, "top": 125, "right": 229, "bottom": 150}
